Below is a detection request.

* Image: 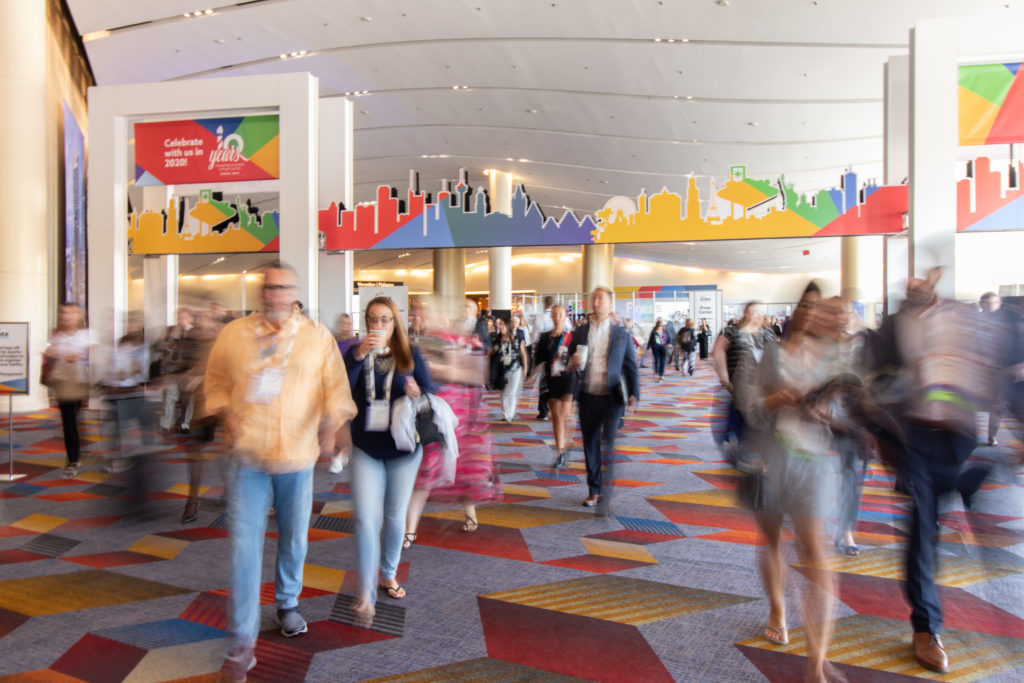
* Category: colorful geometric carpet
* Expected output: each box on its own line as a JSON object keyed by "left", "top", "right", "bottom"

{"left": 1, "top": 360, "right": 1022, "bottom": 681}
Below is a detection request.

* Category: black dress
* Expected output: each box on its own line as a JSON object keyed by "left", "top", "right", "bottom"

{"left": 535, "top": 330, "right": 578, "bottom": 399}
{"left": 697, "top": 325, "right": 710, "bottom": 360}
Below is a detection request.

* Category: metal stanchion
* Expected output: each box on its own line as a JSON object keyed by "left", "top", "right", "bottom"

{"left": 1, "top": 395, "right": 26, "bottom": 482}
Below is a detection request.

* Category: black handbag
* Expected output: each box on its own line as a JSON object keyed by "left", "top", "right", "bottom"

{"left": 415, "top": 399, "right": 444, "bottom": 447}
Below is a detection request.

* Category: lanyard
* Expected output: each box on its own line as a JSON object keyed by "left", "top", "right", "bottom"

{"left": 365, "top": 356, "right": 396, "bottom": 404}
{"left": 256, "top": 317, "right": 300, "bottom": 371}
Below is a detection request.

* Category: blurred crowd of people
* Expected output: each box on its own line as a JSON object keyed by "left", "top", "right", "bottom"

{"left": 39, "top": 265, "right": 1024, "bottom": 680}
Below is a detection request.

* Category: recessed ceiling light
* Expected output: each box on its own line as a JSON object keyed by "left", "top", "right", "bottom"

{"left": 686, "top": 95, "right": 694, "bottom": 100}
{"left": 452, "top": 85, "right": 460, "bottom": 90}
{"left": 681, "top": 38, "right": 690, "bottom": 42}
{"left": 747, "top": 121, "right": 759, "bottom": 126}
{"left": 667, "top": 39, "right": 675, "bottom": 43}
{"left": 653, "top": 38, "right": 662, "bottom": 42}
{"left": 526, "top": 108, "right": 538, "bottom": 114}
{"left": 204, "top": 8, "right": 213, "bottom": 14}
{"left": 360, "top": 16, "right": 372, "bottom": 21}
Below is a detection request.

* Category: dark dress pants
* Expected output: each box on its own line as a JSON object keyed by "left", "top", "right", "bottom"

{"left": 578, "top": 392, "right": 624, "bottom": 496}
{"left": 901, "top": 424, "right": 975, "bottom": 634}
{"left": 58, "top": 400, "right": 82, "bottom": 464}
{"left": 651, "top": 346, "right": 667, "bottom": 377}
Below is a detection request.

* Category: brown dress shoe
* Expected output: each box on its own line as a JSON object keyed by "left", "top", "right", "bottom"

{"left": 582, "top": 493, "right": 601, "bottom": 507}
{"left": 913, "top": 632, "right": 948, "bottom": 673}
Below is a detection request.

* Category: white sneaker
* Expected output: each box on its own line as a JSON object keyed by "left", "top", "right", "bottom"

{"left": 328, "top": 454, "right": 345, "bottom": 474}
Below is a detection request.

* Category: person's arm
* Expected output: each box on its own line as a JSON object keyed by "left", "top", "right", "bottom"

{"left": 320, "top": 326, "right": 357, "bottom": 433}
{"left": 343, "top": 342, "right": 368, "bottom": 392}
{"left": 622, "top": 328, "right": 640, "bottom": 408}
{"left": 712, "top": 333, "right": 732, "bottom": 390}
{"left": 519, "top": 338, "right": 529, "bottom": 370}
{"left": 410, "top": 346, "right": 435, "bottom": 395}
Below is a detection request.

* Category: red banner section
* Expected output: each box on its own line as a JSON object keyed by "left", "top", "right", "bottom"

{"left": 133, "top": 115, "right": 279, "bottom": 186}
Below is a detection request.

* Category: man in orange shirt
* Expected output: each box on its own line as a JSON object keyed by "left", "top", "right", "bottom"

{"left": 205, "top": 261, "right": 355, "bottom": 681}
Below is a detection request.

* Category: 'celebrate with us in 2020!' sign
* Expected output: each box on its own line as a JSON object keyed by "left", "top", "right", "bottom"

{"left": 134, "top": 115, "right": 279, "bottom": 186}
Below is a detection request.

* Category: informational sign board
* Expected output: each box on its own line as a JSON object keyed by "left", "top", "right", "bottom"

{"left": 134, "top": 115, "right": 279, "bottom": 185}
{"left": 357, "top": 286, "right": 409, "bottom": 331}
{"left": 0, "top": 323, "right": 29, "bottom": 394}
{"left": 691, "top": 290, "right": 722, "bottom": 342}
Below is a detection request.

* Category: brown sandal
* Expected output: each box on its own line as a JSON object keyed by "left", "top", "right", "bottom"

{"left": 402, "top": 532, "right": 416, "bottom": 549}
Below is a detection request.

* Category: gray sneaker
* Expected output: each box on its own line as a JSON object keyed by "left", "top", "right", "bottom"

{"left": 276, "top": 608, "right": 307, "bottom": 637}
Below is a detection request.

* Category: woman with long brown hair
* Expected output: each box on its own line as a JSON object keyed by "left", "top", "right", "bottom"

{"left": 344, "top": 297, "right": 434, "bottom": 626}
{"left": 530, "top": 304, "right": 577, "bottom": 467}
{"left": 43, "top": 303, "right": 94, "bottom": 479}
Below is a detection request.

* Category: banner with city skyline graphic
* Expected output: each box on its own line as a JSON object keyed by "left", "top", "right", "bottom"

{"left": 318, "top": 165, "right": 908, "bottom": 251}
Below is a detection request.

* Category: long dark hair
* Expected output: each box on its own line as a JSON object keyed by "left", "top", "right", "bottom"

{"left": 365, "top": 297, "right": 414, "bottom": 373}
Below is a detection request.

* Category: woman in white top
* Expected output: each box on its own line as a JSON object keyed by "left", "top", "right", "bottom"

{"left": 43, "top": 303, "right": 94, "bottom": 478}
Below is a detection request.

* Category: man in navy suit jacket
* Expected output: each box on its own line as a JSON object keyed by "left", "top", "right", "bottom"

{"left": 568, "top": 287, "right": 640, "bottom": 507}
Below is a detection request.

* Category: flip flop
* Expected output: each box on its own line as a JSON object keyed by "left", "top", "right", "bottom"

{"left": 402, "top": 532, "right": 416, "bottom": 549}
{"left": 843, "top": 545, "right": 861, "bottom": 556}
{"left": 379, "top": 583, "right": 406, "bottom": 599}
{"left": 764, "top": 625, "right": 789, "bottom": 645}
{"left": 463, "top": 517, "right": 478, "bottom": 532}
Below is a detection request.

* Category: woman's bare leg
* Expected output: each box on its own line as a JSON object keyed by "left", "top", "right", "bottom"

{"left": 404, "top": 488, "right": 429, "bottom": 546}
{"left": 792, "top": 514, "right": 835, "bottom": 682}
{"left": 756, "top": 512, "right": 787, "bottom": 640}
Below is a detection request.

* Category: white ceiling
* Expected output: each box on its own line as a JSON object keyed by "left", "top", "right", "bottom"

{"left": 72, "top": 0, "right": 1013, "bottom": 273}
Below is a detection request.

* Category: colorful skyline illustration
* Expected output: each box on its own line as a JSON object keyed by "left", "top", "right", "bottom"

{"left": 127, "top": 190, "right": 279, "bottom": 254}
{"left": 318, "top": 167, "right": 908, "bottom": 251}
{"left": 958, "top": 156, "right": 1024, "bottom": 232}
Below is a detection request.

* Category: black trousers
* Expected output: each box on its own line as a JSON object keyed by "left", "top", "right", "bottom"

{"left": 901, "top": 424, "right": 975, "bottom": 634}
{"left": 58, "top": 400, "right": 82, "bottom": 464}
{"left": 578, "top": 392, "right": 624, "bottom": 496}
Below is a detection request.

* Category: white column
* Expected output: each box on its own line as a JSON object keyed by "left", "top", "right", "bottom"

{"left": 317, "top": 96, "right": 354, "bottom": 325}
{"left": 278, "top": 74, "right": 320, "bottom": 319}
{"left": 884, "top": 55, "right": 910, "bottom": 314}
{"left": 142, "top": 186, "right": 177, "bottom": 348}
{"left": 487, "top": 171, "right": 514, "bottom": 311}
{"left": 909, "top": 22, "right": 959, "bottom": 298}
{"left": 0, "top": 0, "right": 48, "bottom": 409}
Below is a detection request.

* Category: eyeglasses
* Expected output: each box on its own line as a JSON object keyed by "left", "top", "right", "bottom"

{"left": 263, "top": 284, "right": 297, "bottom": 292}
{"left": 367, "top": 316, "right": 393, "bottom": 324}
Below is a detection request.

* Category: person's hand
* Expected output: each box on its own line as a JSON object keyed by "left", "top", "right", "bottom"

{"left": 766, "top": 388, "right": 801, "bottom": 413}
{"left": 721, "top": 379, "right": 733, "bottom": 393}
{"left": 568, "top": 353, "right": 581, "bottom": 370}
{"left": 405, "top": 376, "right": 421, "bottom": 399}
{"left": 627, "top": 395, "right": 637, "bottom": 415}
{"left": 355, "top": 332, "right": 386, "bottom": 361}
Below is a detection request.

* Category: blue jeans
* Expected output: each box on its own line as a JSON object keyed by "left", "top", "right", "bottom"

{"left": 901, "top": 425, "right": 974, "bottom": 634}
{"left": 350, "top": 446, "right": 423, "bottom": 604}
{"left": 227, "top": 460, "right": 313, "bottom": 647}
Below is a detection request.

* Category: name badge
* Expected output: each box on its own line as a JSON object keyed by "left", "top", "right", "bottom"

{"left": 366, "top": 399, "right": 390, "bottom": 432}
{"left": 246, "top": 367, "right": 285, "bottom": 404}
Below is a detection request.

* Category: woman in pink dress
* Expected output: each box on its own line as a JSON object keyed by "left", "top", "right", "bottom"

{"left": 404, "top": 311, "right": 500, "bottom": 546}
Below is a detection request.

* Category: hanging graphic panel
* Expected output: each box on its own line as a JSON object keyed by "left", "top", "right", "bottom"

{"left": 959, "top": 62, "right": 1024, "bottom": 146}
{"left": 134, "top": 115, "right": 279, "bottom": 185}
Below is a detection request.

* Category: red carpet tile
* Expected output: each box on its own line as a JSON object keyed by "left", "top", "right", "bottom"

{"left": 51, "top": 633, "right": 147, "bottom": 683}
{"left": 736, "top": 644, "right": 917, "bottom": 683}
{"left": 180, "top": 592, "right": 228, "bottom": 630}
{"left": 156, "top": 527, "right": 229, "bottom": 541}
{"left": 269, "top": 619, "right": 395, "bottom": 653}
{"left": 641, "top": 457, "right": 700, "bottom": 464}
{"left": 248, "top": 639, "right": 313, "bottom": 683}
{"left": 0, "top": 526, "right": 37, "bottom": 539}
{"left": 479, "top": 597, "right": 674, "bottom": 682}
{"left": 37, "top": 492, "right": 104, "bottom": 502}
{"left": 57, "top": 515, "right": 123, "bottom": 531}
{"left": 61, "top": 551, "right": 164, "bottom": 569}
{"left": 0, "top": 607, "right": 30, "bottom": 640}
{"left": 648, "top": 499, "right": 762, "bottom": 533}
{"left": 539, "top": 554, "right": 654, "bottom": 573}
{"left": 0, "top": 550, "right": 48, "bottom": 565}
{"left": 408, "top": 517, "right": 534, "bottom": 562}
